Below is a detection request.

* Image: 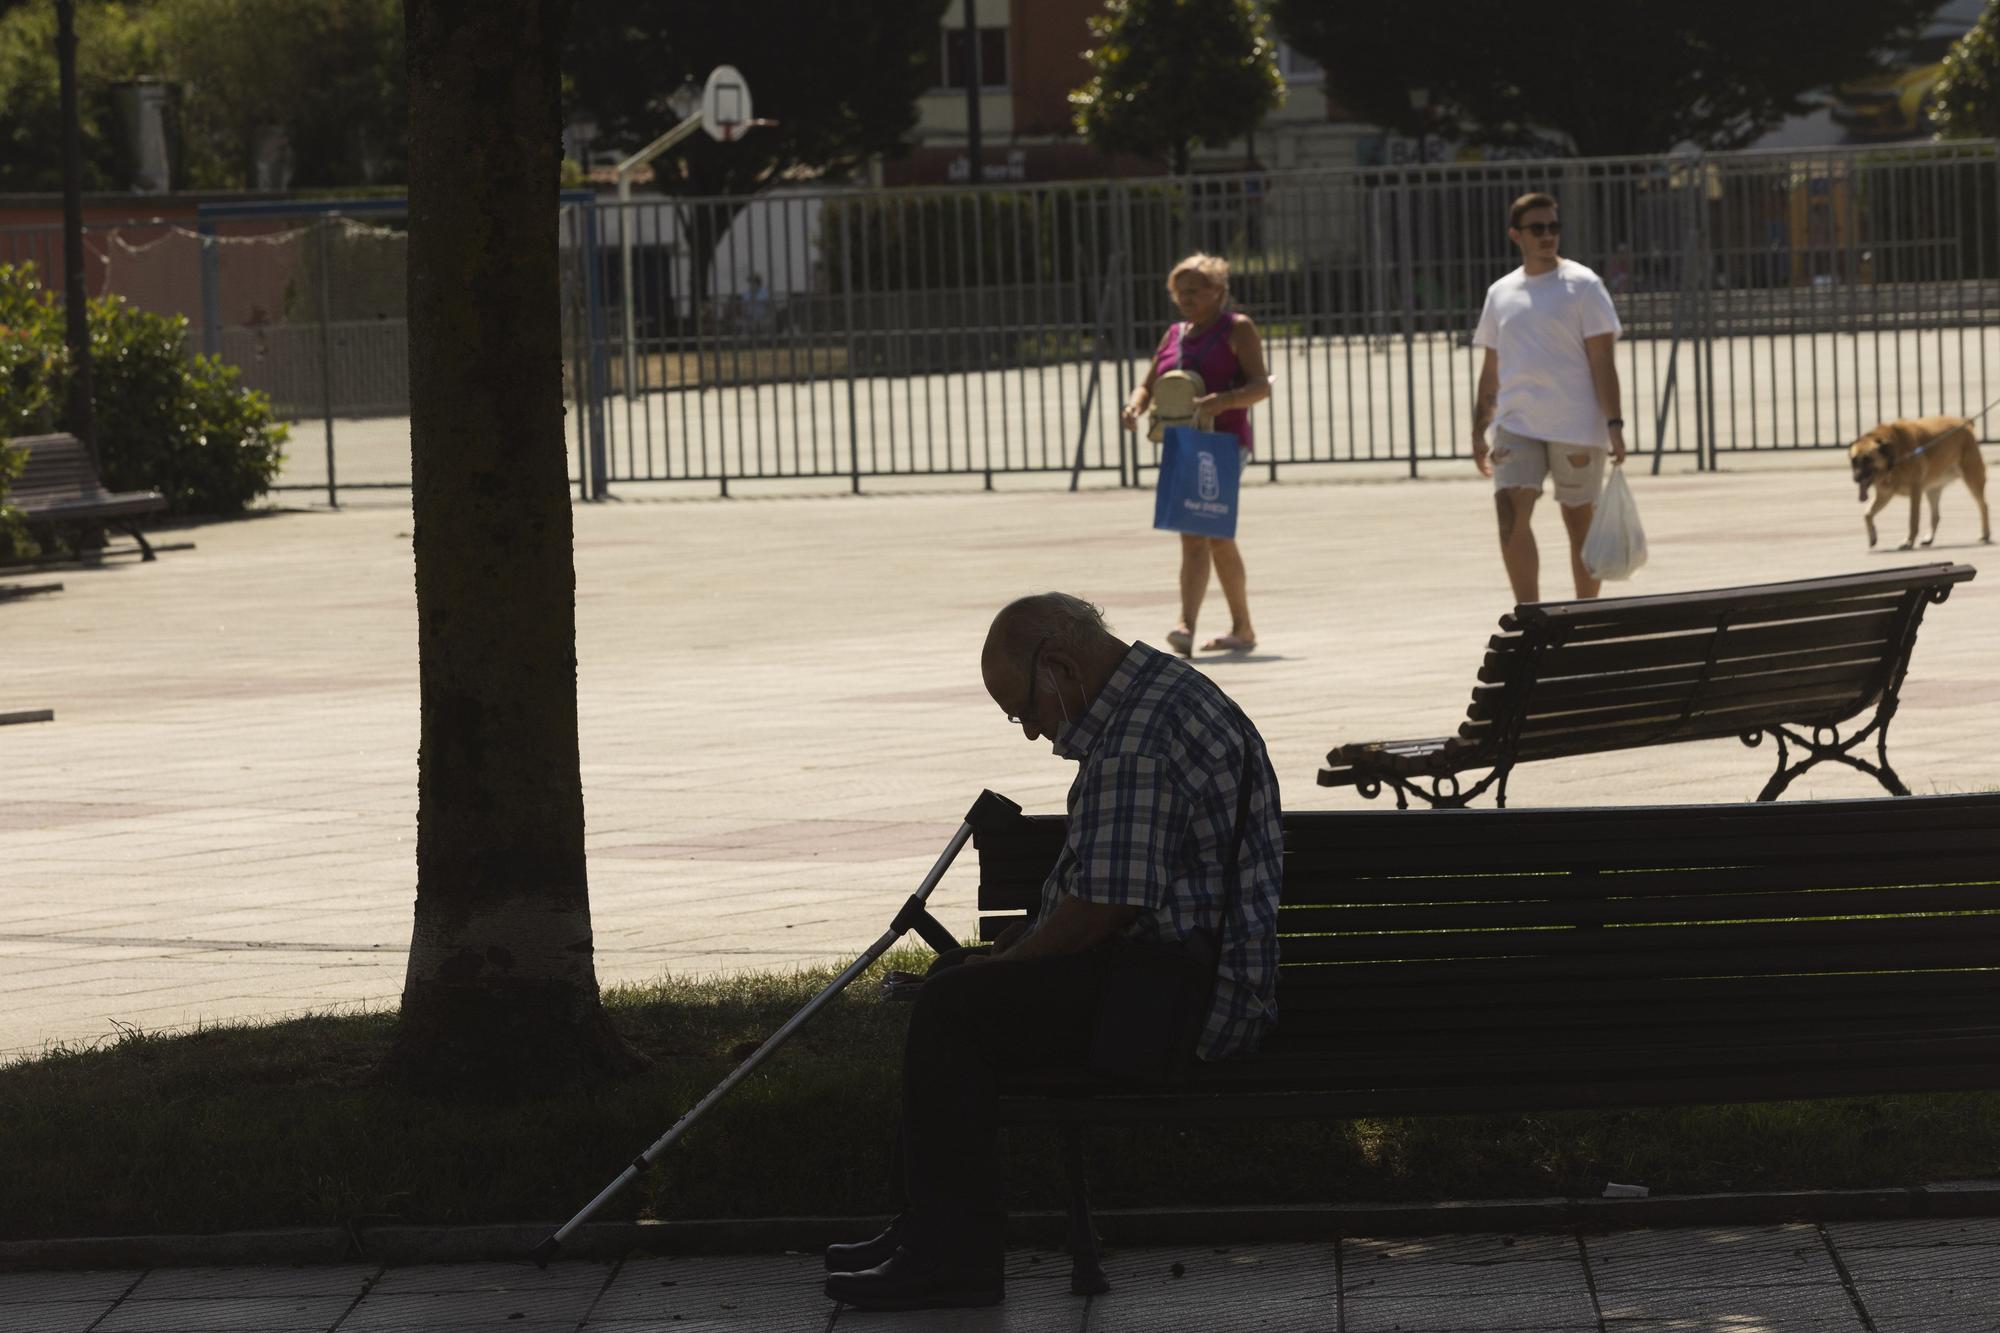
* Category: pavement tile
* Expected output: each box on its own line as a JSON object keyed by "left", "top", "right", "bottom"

{"left": 1585, "top": 1227, "right": 1837, "bottom": 1291}
{"left": 95, "top": 1294, "right": 358, "bottom": 1330}
{"left": 1827, "top": 1217, "right": 2000, "bottom": 1249}
{"left": 586, "top": 1254, "right": 832, "bottom": 1327}
{"left": 1856, "top": 1278, "right": 2000, "bottom": 1331}
{"left": 0, "top": 1270, "right": 144, "bottom": 1303}
{"left": 1343, "top": 1289, "right": 1599, "bottom": 1331}
{"left": 1084, "top": 1244, "right": 1340, "bottom": 1332}
{"left": 1597, "top": 1281, "right": 1867, "bottom": 1327}
{"left": 341, "top": 1286, "right": 602, "bottom": 1330}
{"left": 1586, "top": 1225, "right": 1822, "bottom": 1259}
{"left": 365, "top": 1261, "right": 609, "bottom": 1294}
{"left": 833, "top": 1270, "right": 1079, "bottom": 1331}
{"left": 1342, "top": 1235, "right": 1577, "bottom": 1265}
{"left": 128, "top": 1265, "right": 377, "bottom": 1299}
{"left": 1833, "top": 1244, "right": 2000, "bottom": 1284}
{"left": 0, "top": 1301, "right": 123, "bottom": 1333}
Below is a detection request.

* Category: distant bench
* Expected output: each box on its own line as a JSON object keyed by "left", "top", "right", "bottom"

{"left": 973, "top": 791, "right": 2000, "bottom": 1295}
{"left": 6, "top": 433, "right": 166, "bottom": 561}
{"left": 1318, "top": 565, "right": 1975, "bottom": 808}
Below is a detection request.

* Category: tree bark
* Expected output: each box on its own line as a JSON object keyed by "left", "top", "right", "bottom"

{"left": 389, "top": 0, "right": 643, "bottom": 1097}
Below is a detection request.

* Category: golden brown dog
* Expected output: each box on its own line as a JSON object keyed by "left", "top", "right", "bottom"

{"left": 1848, "top": 415, "right": 1991, "bottom": 550}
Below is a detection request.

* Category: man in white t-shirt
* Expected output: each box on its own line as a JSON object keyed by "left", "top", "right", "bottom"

{"left": 1471, "top": 192, "right": 1628, "bottom": 602}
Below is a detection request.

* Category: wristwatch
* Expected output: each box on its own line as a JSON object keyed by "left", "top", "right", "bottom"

{"left": 1606, "top": 417, "right": 1625, "bottom": 428}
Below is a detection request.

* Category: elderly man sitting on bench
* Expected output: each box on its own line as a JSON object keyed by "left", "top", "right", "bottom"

{"left": 822, "top": 591, "right": 1285, "bottom": 1312}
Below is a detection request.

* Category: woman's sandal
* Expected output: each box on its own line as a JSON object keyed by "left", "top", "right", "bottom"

{"left": 1201, "top": 634, "right": 1257, "bottom": 653}
{"left": 1165, "top": 627, "right": 1194, "bottom": 657}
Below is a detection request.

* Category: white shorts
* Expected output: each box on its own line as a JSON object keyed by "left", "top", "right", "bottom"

{"left": 1491, "top": 428, "right": 1607, "bottom": 509}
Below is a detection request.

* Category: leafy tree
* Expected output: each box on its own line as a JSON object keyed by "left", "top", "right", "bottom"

{"left": 1269, "top": 0, "right": 1941, "bottom": 157}
{"left": 0, "top": 1, "right": 159, "bottom": 192}
{"left": 564, "top": 0, "right": 947, "bottom": 315}
{"left": 1070, "top": 0, "right": 1285, "bottom": 175}
{"left": 157, "top": 0, "right": 406, "bottom": 188}
{"left": 1930, "top": 0, "right": 2000, "bottom": 139}
{"left": 391, "top": 0, "right": 643, "bottom": 1093}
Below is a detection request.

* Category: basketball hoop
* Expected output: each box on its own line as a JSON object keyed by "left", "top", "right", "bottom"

{"left": 702, "top": 65, "right": 751, "bottom": 143}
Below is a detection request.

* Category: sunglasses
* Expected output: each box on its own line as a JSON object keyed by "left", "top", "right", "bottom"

{"left": 1517, "top": 221, "right": 1562, "bottom": 237}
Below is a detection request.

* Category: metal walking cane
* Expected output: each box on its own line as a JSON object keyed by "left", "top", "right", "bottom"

{"left": 532, "top": 789, "right": 1022, "bottom": 1267}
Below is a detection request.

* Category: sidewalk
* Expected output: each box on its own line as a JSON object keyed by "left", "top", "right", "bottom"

{"left": 5, "top": 1217, "right": 1997, "bottom": 1330}
{"left": 4, "top": 460, "right": 1997, "bottom": 1059}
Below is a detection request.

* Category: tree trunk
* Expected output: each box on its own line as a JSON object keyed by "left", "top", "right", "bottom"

{"left": 388, "top": 0, "right": 644, "bottom": 1097}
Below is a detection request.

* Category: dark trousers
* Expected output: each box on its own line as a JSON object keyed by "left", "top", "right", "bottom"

{"left": 895, "top": 945, "right": 1111, "bottom": 1262}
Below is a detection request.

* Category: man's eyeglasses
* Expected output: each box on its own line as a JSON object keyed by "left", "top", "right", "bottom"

{"left": 1005, "top": 637, "right": 1050, "bottom": 726}
{"left": 1518, "top": 221, "right": 1562, "bottom": 237}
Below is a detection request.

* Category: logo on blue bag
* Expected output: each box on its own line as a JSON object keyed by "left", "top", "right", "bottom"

{"left": 1197, "top": 451, "right": 1219, "bottom": 501}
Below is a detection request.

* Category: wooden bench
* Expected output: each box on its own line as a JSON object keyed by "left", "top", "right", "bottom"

{"left": 6, "top": 433, "right": 167, "bottom": 561}
{"left": 973, "top": 792, "right": 2000, "bottom": 1294}
{"left": 1318, "top": 565, "right": 1976, "bottom": 808}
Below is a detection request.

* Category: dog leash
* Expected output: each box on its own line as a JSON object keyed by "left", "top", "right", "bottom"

{"left": 1897, "top": 393, "right": 2000, "bottom": 463}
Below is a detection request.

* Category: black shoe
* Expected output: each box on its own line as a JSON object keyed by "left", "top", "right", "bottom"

{"left": 823, "top": 1246, "right": 1004, "bottom": 1311}
{"left": 824, "top": 1216, "right": 905, "bottom": 1273}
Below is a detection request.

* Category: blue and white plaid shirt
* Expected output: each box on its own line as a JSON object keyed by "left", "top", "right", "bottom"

{"left": 1037, "top": 643, "right": 1283, "bottom": 1060}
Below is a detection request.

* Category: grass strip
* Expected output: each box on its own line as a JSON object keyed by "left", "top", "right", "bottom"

{"left": 3, "top": 950, "right": 1997, "bottom": 1242}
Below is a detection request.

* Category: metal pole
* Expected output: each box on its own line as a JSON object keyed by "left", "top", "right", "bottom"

{"left": 618, "top": 176, "right": 636, "bottom": 407}
{"left": 616, "top": 113, "right": 707, "bottom": 417}
{"left": 1397, "top": 179, "right": 1419, "bottom": 478}
{"left": 581, "top": 198, "right": 610, "bottom": 499}
{"left": 842, "top": 198, "right": 861, "bottom": 494}
{"left": 316, "top": 218, "right": 339, "bottom": 508}
{"left": 56, "top": 0, "right": 96, "bottom": 463}
{"left": 963, "top": 0, "right": 983, "bottom": 185}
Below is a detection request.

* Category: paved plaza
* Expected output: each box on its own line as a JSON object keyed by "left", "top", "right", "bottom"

{"left": 4, "top": 1219, "right": 1998, "bottom": 1330}
{"left": 2, "top": 447, "right": 1997, "bottom": 1061}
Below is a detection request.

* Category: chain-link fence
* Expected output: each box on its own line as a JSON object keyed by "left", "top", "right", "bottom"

{"left": 4, "top": 142, "right": 1996, "bottom": 504}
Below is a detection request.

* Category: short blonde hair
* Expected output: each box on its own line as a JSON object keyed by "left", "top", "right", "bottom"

{"left": 1166, "top": 252, "right": 1229, "bottom": 295}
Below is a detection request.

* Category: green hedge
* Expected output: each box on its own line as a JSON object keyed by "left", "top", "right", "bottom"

{"left": 0, "top": 261, "right": 287, "bottom": 527}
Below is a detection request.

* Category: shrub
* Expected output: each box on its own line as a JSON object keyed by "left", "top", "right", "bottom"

{"left": 86, "top": 296, "right": 288, "bottom": 514}
{"left": 0, "top": 262, "right": 287, "bottom": 517}
{"left": 0, "top": 262, "right": 66, "bottom": 437}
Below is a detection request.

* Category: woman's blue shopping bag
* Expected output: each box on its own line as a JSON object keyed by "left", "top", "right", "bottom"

{"left": 1152, "top": 426, "right": 1242, "bottom": 539}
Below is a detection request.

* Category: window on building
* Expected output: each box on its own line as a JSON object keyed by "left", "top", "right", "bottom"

{"left": 1276, "top": 43, "right": 1323, "bottom": 84}
{"left": 928, "top": 27, "right": 1008, "bottom": 90}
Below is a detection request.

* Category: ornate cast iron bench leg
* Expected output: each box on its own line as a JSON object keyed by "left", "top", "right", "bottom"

{"left": 1358, "top": 767, "right": 1510, "bottom": 809}
{"left": 1745, "top": 718, "right": 1908, "bottom": 802}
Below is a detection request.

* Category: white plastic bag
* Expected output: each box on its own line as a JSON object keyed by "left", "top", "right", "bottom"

{"left": 1582, "top": 466, "right": 1648, "bottom": 581}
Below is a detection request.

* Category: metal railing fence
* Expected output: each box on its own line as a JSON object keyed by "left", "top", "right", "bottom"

{"left": 578, "top": 140, "right": 2000, "bottom": 496}
{"left": 3, "top": 143, "right": 1994, "bottom": 504}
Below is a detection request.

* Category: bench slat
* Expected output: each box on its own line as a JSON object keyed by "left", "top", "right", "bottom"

{"left": 1504, "top": 564, "right": 1973, "bottom": 629}
{"left": 1468, "top": 650, "right": 1887, "bottom": 722}
{"left": 999, "top": 1059, "right": 2000, "bottom": 1122}
{"left": 1493, "top": 587, "right": 1920, "bottom": 646}
{"left": 1480, "top": 606, "right": 1906, "bottom": 684}
{"left": 1274, "top": 882, "right": 2000, "bottom": 933}
{"left": 1270, "top": 855, "right": 2000, "bottom": 907}
{"left": 1481, "top": 684, "right": 1882, "bottom": 753}
{"left": 1272, "top": 936, "right": 2000, "bottom": 985}
{"left": 1272, "top": 912, "right": 2000, "bottom": 966}
{"left": 6, "top": 433, "right": 167, "bottom": 523}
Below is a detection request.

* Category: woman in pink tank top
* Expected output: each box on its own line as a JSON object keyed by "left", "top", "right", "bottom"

{"left": 1119, "top": 253, "right": 1272, "bottom": 655}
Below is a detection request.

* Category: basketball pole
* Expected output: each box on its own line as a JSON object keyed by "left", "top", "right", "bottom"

{"left": 616, "top": 113, "right": 708, "bottom": 407}
{"left": 611, "top": 67, "right": 771, "bottom": 424}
